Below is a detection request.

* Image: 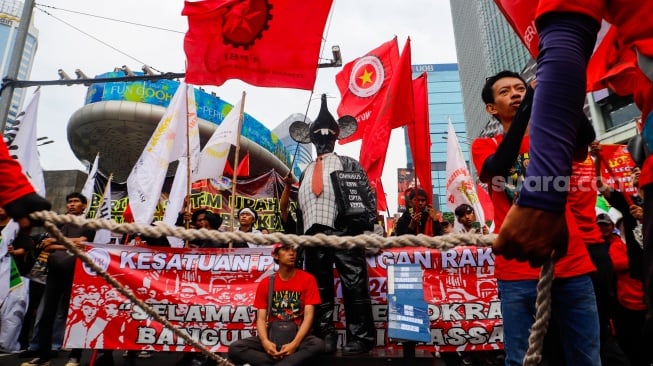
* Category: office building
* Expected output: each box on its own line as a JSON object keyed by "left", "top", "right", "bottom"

{"left": 0, "top": 0, "right": 38, "bottom": 129}
{"left": 449, "top": 0, "right": 531, "bottom": 139}
{"left": 272, "top": 113, "right": 314, "bottom": 179}
{"left": 406, "top": 63, "right": 467, "bottom": 213}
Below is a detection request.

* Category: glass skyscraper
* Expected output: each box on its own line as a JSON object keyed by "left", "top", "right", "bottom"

{"left": 272, "top": 113, "right": 313, "bottom": 179}
{"left": 406, "top": 63, "right": 467, "bottom": 213}
{"left": 449, "top": 0, "right": 531, "bottom": 139}
{"left": 0, "top": 0, "right": 38, "bottom": 129}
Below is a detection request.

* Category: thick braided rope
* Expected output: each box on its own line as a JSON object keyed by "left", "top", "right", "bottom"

{"left": 30, "top": 211, "right": 496, "bottom": 250}
{"left": 40, "top": 220, "right": 232, "bottom": 366}
{"left": 523, "top": 260, "right": 554, "bottom": 366}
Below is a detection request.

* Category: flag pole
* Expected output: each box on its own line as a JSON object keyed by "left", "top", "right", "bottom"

{"left": 229, "top": 91, "right": 247, "bottom": 245}
{"left": 95, "top": 173, "right": 113, "bottom": 219}
{"left": 83, "top": 152, "right": 101, "bottom": 217}
{"left": 184, "top": 84, "right": 192, "bottom": 248}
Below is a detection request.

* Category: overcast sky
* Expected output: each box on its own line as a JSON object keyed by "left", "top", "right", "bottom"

{"left": 27, "top": 0, "right": 458, "bottom": 215}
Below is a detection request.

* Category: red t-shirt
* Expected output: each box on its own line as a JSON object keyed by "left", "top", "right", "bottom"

{"left": 472, "top": 134, "right": 595, "bottom": 281}
{"left": 608, "top": 234, "right": 647, "bottom": 311}
{"left": 254, "top": 269, "right": 321, "bottom": 325}
{"left": 569, "top": 155, "right": 605, "bottom": 245}
{"left": 0, "top": 139, "right": 36, "bottom": 207}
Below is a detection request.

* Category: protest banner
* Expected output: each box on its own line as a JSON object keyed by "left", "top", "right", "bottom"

{"left": 65, "top": 245, "right": 500, "bottom": 353}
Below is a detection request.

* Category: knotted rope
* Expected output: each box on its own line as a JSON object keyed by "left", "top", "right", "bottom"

{"left": 29, "top": 211, "right": 552, "bottom": 366}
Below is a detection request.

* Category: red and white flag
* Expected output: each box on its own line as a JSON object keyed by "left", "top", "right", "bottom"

{"left": 183, "top": 0, "right": 332, "bottom": 90}
{"left": 444, "top": 119, "right": 486, "bottom": 230}
{"left": 359, "top": 38, "right": 414, "bottom": 211}
{"left": 336, "top": 37, "right": 400, "bottom": 144}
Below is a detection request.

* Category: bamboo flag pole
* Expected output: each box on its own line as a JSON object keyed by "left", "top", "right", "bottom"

{"left": 184, "top": 84, "right": 192, "bottom": 248}
{"left": 95, "top": 173, "right": 113, "bottom": 219}
{"left": 229, "top": 92, "right": 247, "bottom": 246}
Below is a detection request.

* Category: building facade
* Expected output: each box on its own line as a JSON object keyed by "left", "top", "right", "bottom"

{"left": 0, "top": 0, "right": 38, "bottom": 129}
{"left": 272, "top": 113, "right": 314, "bottom": 178}
{"left": 450, "top": 0, "right": 639, "bottom": 151}
{"left": 449, "top": 0, "right": 531, "bottom": 139}
{"left": 406, "top": 63, "right": 467, "bottom": 213}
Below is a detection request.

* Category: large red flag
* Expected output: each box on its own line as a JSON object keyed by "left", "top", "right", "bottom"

{"left": 183, "top": 0, "right": 333, "bottom": 90}
{"left": 336, "top": 38, "right": 400, "bottom": 144}
{"left": 407, "top": 72, "right": 433, "bottom": 206}
{"left": 359, "top": 38, "right": 414, "bottom": 212}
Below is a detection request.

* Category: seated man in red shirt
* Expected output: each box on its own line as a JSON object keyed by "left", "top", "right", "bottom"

{"left": 228, "top": 243, "right": 325, "bottom": 365}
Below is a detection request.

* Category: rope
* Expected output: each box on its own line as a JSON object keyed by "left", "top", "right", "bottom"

{"left": 523, "top": 260, "right": 553, "bottom": 366}
{"left": 31, "top": 211, "right": 554, "bottom": 366}
{"left": 30, "top": 211, "right": 496, "bottom": 250}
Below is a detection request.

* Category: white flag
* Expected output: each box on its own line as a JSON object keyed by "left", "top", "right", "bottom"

{"left": 8, "top": 89, "right": 45, "bottom": 195}
{"left": 163, "top": 160, "right": 188, "bottom": 248}
{"left": 0, "top": 220, "right": 19, "bottom": 303}
{"left": 194, "top": 97, "right": 243, "bottom": 180}
{"left": 93, "top": 176, "right": 113, "bottom": 244}
{"left": 444, "top": 119, "right": 486, "bottom": 230}
{"left": 127, "top": 83, "right": 198, "bottom": 224}
{"left": 81, "top": 153, "right": 100, "bottom": 210}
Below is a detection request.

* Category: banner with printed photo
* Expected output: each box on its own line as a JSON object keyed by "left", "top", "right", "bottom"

{"left": 66, "top": 245, "right": 500, "bottom": 353}
{"left": 397, "top": 168, "right": 416, "bottom": 213}
{"left": 597, "top": 144, "right": 638, "bottom": 200}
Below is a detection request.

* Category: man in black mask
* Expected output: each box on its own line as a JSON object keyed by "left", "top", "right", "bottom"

{"left": 289, "top": 94, "right": 376, "bottom": 355}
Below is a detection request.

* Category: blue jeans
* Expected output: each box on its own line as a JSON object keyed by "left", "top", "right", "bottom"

{"left": 498, "top": 275, "right": 600, "bottom": 366}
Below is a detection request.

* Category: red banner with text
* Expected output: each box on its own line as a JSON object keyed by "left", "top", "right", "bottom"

{"left": 65, "top": 245, "right": 501, "bottom": 353}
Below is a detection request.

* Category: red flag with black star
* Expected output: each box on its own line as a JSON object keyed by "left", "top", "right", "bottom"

{"left": 336, "top": 37, "right": 400, "bottom": 144}
{"left": 183, "top": 0, "right": 333, "bottom": 90}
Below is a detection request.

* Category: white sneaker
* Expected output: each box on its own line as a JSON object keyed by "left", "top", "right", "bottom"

{"left": 138, "top": 351, "right": 152, "bottom": 358}
{"left": 64, "top": 357, "right": 80, "bottom": 366}
{"left": 21, "top": 358, "right": 50, "bottom": 366}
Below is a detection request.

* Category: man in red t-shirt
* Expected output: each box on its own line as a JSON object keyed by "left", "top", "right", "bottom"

{"left": 471, "top": 71, "right": 599, "bottom": 366}
{"left": 228, "top": 243, "right": 325, "bottom": 365}
{"left": 491, "top": 2, "right": 653, "bottom": 333}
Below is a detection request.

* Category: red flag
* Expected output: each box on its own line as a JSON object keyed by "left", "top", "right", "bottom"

{"left": 123, "top": 203, "right": 134, "bottom": 223}
{"left": 224, "top": 153, "right": 250, "bottom": 177}
{"left": 493, "top": 0, "right": 653, "bottom": 106}
{"left": 359, "top": 38, "right": 415, "bottom": 212}
{"left": 476, "top": 183, "right": 494, "bottom": 225}
{"left": 183, "top": 0, "right": 333, "bottom": 90}
{"left": 407, "top": 72, "right": 433, "bottom": 206}
{"left": 492, "top": 0, "right": 540, "bottom": 57}
{"left": 336, "top": 38, "right": 400, "bottom": 144}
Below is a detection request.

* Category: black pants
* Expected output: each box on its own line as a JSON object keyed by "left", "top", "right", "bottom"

{"left": 228, "top": 335, "right": 324, "bottom": 366}
{"left": 37, "top": 266, "right": 81, "bottom": 361}
{"left": 19, "top": 280, "right": 45, "bottom": 349}
{"left": 586, "top": 243, "right": 631, "bottom": 366}
{"left": 643, "top": 185, "right": 653, "bottom": 344}
{"left": 304, "top": 242, "right": 375, "bottom": 348}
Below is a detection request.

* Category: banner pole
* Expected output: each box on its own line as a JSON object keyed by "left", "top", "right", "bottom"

{"left": 229, "top": 91, "right": 247, "bottom": 247}
{"left": 184, "top": 84, "right": 192, "bottom": 248}
{"left": 95, "top": 173, "right": 113, "bottom": 219}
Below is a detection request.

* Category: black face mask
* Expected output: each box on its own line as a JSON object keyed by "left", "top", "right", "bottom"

{"left": 313, "top": 131, "right": 336, "bottom": 155}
